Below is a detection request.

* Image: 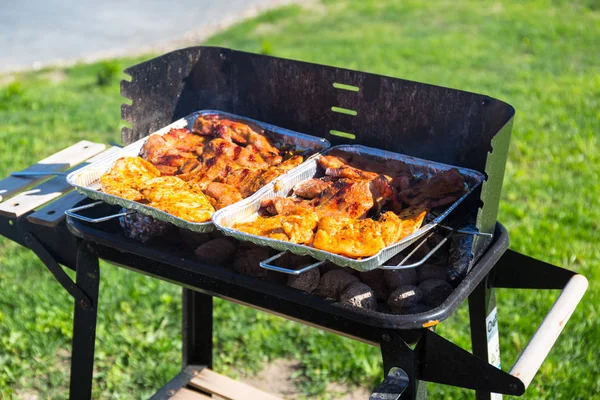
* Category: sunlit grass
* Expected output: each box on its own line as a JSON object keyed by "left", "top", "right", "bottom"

{"left": 1, "top": 0, "right": 599, "bottom": 398}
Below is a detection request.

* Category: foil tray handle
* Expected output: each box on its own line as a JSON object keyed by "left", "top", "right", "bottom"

{"left": 259, "top": 251, "right": 325, "bottom": 275}
{"left": 65, "top": 201, "right": 134, "bottom": 223}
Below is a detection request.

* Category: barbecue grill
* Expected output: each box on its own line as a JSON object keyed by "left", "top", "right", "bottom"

{"left": 0, "top": 46, "right": 588, "bottom": 400}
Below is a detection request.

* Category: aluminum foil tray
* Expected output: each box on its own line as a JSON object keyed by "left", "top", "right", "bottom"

{"left": 66, "top": 110, "right": 330, "bottom": 233}
{"left": 213, "top": 145, "right": 485, "bottom": 270}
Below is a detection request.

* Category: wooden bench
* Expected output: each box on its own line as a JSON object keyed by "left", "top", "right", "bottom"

{"left": 0, "top": 141, "right": 115, "bottom": 223}
{"left": 167, "top": 368, "right": 281, "bottom": 400}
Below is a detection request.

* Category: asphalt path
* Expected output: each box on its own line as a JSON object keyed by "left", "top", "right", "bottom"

{"left": 0, "top": 0, "right": 281, "bottom": 72}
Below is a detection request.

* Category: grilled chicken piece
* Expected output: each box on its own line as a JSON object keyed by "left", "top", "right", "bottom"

{"left": 261, "top": 197, "right": 314, "bottom": 216}
{"left": 140, "top": 176, "right": 190, "bottom": 202}
{"left": 140, "top": 129, "right": 205, "bottom": 175}
{"left": 235, "top": 212, "right": 318, "bottom": 244}
{"left": 313, "top": 216, "right": 387, "bottom": 258}
{"left": 255, "top": 155, "right": 304, "bottom": 186}
{"left": 399, "top": 168, "right": 465, "bottom": 207}
{"left": 293, "top": 179, "right": 333, "bottom": 199}
{"left": 141, "top": 177, "right": 215, "bottom": 222}
{"left": 150, "top": 192, "right": 214, "bottom": 223}
{"left": 316, "top": 177, "right": 393, "bottom": 219}
{"left": 219, "top": 167, "right": 266, "bottom": 197}
{"left": 193, "top": 114, "right": 282, "bottom": 165}
{"left": 319, "top": 149, "right": 411, "bottom": 180}
{"left": 281, "top": 212, "right": 319, "bottom": 244}
{"left": 235, "top": 215, "right": 288, "bottom": 241}
{"left": 204, "top": 182, "right": 243, "bottom": 210}
{"left": 312, "top": 210, "right": 424, "bottom": 258}
{"left": 99, "top": 157, "right": 160, "bottom": 200}
{"left": 99, "top": 176, "right": 144, "bottom": 201}
{"left": 396, "top": 206, "right": 428, "bottom": 238}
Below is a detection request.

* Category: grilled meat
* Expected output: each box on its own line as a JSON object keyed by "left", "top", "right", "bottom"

{"left": 139, "top": 128, "right": 205, "bottom": 175}
{"left": 204, "top": 182, "right": 243, "bottom": 210}
{"left": 319, "top": 149, "right": 411, "bottom": 180}
{"left": 99, "top": 157, "right": 160, "bottom": 201}
{"left": 230, "top": 149, "right": 464, "bottom": 259}
{"left": 193, "top": 114, "right": 282, "bottom": 164}
{"left": 100, "top": 160, "right": 214, "bottom": 222}
{"left": 293, "top": 178, "right": 333, "bottom": 199}
{"left": 312, "top": 214, "right": 391, "bottom": 258}
{"left": 135, "top": 115, "right": 303, "bottom": 213}
{"left": 399, "top": 168, "right": 465, "bottom": 207}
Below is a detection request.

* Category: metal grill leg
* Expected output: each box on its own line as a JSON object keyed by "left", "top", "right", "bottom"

{"left": 182, "top": 288, "right": 213, "bottom": 368}
{"left": 69, "top": 242, "right": 100, "bottom": 400}
{"left": 469, "top": 281, "right": 500, "bottom": 400}
{"left": 378, "top": 332, "right": 427, "bottom": 400}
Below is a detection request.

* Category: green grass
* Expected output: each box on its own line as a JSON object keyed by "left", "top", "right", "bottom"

{"left": 1, "top": 0, "right": 599, "bottom": 398}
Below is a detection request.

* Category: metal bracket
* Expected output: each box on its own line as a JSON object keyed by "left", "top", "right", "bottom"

{"left": 370, "top": 368, "right": 410, "bottom": 400}
{"left": 23, "top": 232, "right": 92, "bottom": 308}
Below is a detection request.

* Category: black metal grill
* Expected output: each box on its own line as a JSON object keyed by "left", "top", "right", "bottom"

{"left": 0, "top": 47, "right": 586, "bottom": 400}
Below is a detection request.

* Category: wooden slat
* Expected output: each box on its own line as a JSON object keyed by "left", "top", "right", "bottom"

{"left": 189, "top": 369, "right": 281, "bottom": 400}
{"left": 0, "top": 145, "right": 118, "bottom": 218}
{"left": 0, "top": 140, "right": 106, "bottom": 202}
{"left": 26, "top": 190, "right": 87, "bottom": 227}
{"left": 170, "top": 387, "right": 212, "bottom": 400}
{"left": 26, "top": 147, "right": 121, "bottom": 226}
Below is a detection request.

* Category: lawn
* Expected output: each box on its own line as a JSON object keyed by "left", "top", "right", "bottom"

{"left": 0, "top": 0, "right": 599, "bottom": 398}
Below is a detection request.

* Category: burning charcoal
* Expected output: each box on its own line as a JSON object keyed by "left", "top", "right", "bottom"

{"left": 340, "top": 282, "right": 377, "bottom": 310}
{"left": 315, "top": 270, "right": 360, "bottom": 299}
{"left": 384, "top": 268, "right": 418, "bottom": 289}
{"left": 287, "top": 267, "right": 321, "bottom": 293}
{"left": 178, "top": 227, "right": 213, "bottom": 249}
{"left": 119, "top": 210, "right": 172, "bottom": 243}
{"left": 417, "top": 264, "right": 449, "bottom": 283}
{"left": 194, "top": 238, "right": 238, "bottom": 265}
{"left": 233, "top": 246, "right": 272, "bottom": 277}
{"left": 359, "top": 269, "right": 390, "bottom": 301}
{"left": 449, "top": 232, "right": 475, "bottom": 283}
{"left": 387, "top": 285, "right": 423, "bottom": 313}
{"left": 418, "top": 279, "right": 454, "bottom": 307}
